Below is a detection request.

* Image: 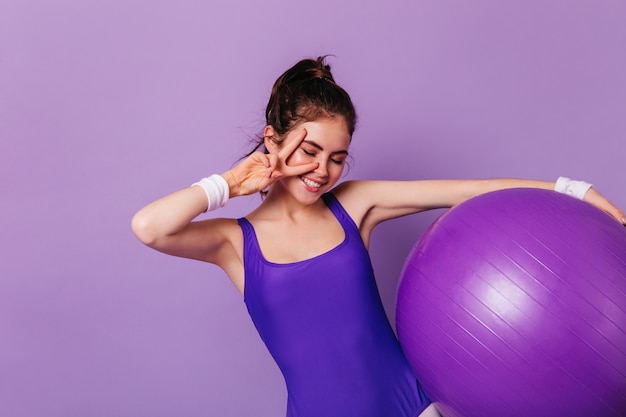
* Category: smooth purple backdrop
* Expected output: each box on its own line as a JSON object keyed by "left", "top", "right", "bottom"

{"left": 1, "top": 1, "right": 624, "bottom": 416}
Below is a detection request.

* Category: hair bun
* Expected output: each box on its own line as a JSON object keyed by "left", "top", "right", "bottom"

{"left": 263, "top": 55, "right": 356, "bottom": 137}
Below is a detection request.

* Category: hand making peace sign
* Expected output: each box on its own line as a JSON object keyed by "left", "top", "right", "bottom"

{"left": 222, "top": 128, "right": 319, "bottom": 197}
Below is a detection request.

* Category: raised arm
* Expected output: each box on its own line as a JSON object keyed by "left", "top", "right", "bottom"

{"left": 131, "top": 129, "right": 319, "bottom": 265}
{"left": 335, "top": 178, "right": 625, "bottom": 237}
{"left": 130, "top": 184, "right": 233, "bottom": 263}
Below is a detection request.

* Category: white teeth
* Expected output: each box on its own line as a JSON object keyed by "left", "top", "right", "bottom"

{"left": 302, "top": 177, "right": 322, "bottom": 188}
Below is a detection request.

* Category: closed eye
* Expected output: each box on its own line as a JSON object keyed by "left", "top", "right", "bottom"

{"left": 302, "top": 146, "right": 346, "bottom": 165}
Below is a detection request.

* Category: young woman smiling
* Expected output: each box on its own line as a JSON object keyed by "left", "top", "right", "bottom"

{"left": 132, "top": 56, "right": 625, "bottom": 417}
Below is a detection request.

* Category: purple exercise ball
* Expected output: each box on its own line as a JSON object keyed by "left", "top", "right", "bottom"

{"left": 396, "top": 188, "right": 626, "bottom": 417}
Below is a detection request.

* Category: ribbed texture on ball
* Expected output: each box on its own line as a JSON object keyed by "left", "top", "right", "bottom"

{"left": 396, "top": 188, "right": 626, "bottom": 417}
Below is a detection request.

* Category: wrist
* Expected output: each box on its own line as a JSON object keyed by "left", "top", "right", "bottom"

{"left": 221, "top": 170, "right": 241, "bottom": 198}
{"left": 554, "top": 177, "right": 592, "bottom": 200}
{"left": 191, "top": 174, "right": 230, "bottom": 211}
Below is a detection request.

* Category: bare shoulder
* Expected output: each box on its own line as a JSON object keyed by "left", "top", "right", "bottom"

{"left": 330, "top": 180, "right": 381, "bottom": 227}
{"left": 332, "top": 179, "right": 373, "bottom": 196}
{"left": 332, "top": 179, "right": 407, "bottom": 209}
{"left": 331, "top": 179, "right": 450, "bottom": 233}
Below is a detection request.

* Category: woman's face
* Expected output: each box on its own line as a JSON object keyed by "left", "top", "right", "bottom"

{"left": 277, "top": 117, "right": 351, "bottom": 204}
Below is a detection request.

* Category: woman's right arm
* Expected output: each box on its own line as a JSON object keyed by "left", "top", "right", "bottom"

{"left": 131, "top": 184, "right": 235, "bottom": 264}
{"left": 131, "top": 128, "right": 318, "bottom": 265}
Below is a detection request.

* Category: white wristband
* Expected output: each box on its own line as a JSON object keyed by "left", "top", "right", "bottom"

{"left": 555, "top": 176, "right": 592, "bottom": 200}
{"left": 191, "top": 174, "right": 230, "bottom": 211}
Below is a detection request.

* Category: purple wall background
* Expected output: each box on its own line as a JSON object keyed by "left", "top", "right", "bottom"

{"left": 1, "top": 1, "right": 624, "bottom": 416}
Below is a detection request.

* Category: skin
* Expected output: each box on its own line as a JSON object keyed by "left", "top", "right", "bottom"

{"left": 132, "top": 115, "right": 624, "bottom": 417}
{"left": 132, "top": 116, "right": 625, "bottom": 295}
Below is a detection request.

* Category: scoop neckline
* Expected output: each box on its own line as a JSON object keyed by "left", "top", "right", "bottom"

{"left": 241, "top": 193, "right": 349, "bottom": 266}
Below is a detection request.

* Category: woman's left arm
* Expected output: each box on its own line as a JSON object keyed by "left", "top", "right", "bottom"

{"left": 335, "top": 178, "right": 625, "bottom": 232}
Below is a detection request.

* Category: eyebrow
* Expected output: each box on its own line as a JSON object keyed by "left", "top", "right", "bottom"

{"left": 303, "top": 140, "right": 349, "bottom": 155}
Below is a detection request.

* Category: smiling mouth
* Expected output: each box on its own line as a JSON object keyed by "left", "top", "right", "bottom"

{"left": 300, "top": 176, "right": 324, "bottom": 189}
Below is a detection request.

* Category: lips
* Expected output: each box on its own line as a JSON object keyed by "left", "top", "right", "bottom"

{"left": 300, "top": 176, "right": 325, "bottom": 189}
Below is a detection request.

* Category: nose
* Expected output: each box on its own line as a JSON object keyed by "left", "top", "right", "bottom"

{"left": 314, "top": 157, "right": 328, "bottom": 177}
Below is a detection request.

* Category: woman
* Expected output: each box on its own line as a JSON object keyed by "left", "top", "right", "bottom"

{"left": 132, "top": 56, "right": 625, "bottom": 417}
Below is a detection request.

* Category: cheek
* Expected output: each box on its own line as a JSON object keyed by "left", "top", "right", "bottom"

{"left": 329, "top": 163, "right": 346, "bottom": 178}
{"left": 286, "top": 150, "right": 309, "bottom": 166}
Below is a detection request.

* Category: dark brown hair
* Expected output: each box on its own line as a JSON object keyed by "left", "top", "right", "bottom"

{"left": 247, "top": 56, "right": 357, "bottom": 155}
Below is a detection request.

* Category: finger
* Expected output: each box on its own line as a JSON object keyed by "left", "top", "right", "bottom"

{"left": 612, "top": 209, "right": 626, "bottom": 225}
{"left": 261, "top": 153, "right": 271, "bottom": 168}
{"left": 597, "top": 199, "right": 625, "bottom": 225}
{"left": 249, "top": 151, "right": 271, "bottom": 168}
{"left": 278, "top": 128, "right": 308, "bottom": 160}
{"left": 281, "top": 161, "right": 319, "bottom": 178}
{"left": 611, "top": 211, "right": 626, "bottom": 225}
{"left": 266, "top": 154, "right": 278, "bottom": 178}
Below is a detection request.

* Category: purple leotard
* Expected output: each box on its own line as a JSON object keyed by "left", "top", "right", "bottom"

{"left": 238, "top": 193, "right": 430, "bottom": 417}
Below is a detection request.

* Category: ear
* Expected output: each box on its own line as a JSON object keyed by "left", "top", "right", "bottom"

{"left": 263, "top": 126, "right": 279, "bottom": 153}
